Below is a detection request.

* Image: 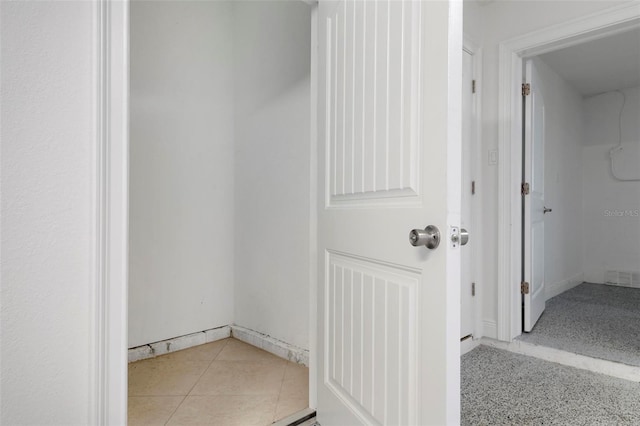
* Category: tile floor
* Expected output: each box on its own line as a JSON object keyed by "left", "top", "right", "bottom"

{"left": 128, "top": 338, "right": 309, "bottom": 425}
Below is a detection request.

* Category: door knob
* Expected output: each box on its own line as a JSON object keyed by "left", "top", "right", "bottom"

{"left": 543, "top": 207, "right": 552, "bottom": 214}
{"left": 409, "top": 225, "right": 440, "bottom": 249}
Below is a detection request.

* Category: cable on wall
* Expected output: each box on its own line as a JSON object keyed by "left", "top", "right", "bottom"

{"left": 608, "top": 90, "right": 640, "bottom": 182}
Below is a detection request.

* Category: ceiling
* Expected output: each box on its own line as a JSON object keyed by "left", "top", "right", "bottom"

{"left": 538, "top": 28, "right": 640, "bottom": 96}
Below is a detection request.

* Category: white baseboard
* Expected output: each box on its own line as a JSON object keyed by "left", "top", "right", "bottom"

{"left": 461, "top": 337, "right": 481, "bottom": 355}
{"left": 545, "top": 272, "right": 584, "bottom": 301}
{"left": 128, "top": 325, "right": 231, "bottom": 363}
{"left": 128, "top": 324, "right": 309, "bottom": 366}
{"left": 481, "top": 338, "right": 640, "bottom": 383}
{"left": 483, "top": 320, "right": 497, "bottom": 339}
{"left": 231, "top": 325, "right": 309, "bottom": 366}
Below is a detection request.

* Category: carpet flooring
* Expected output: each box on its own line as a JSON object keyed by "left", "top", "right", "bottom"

{"left": 518, "top": 283, "right": 640, "bottom": 366}
{"left": 461, "top": 345, "right": 640, "bottom": 426}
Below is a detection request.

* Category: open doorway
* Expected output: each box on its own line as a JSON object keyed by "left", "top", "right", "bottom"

{"left": 460, "top": 2, "right": 640, "bottom": 424}
{"left": 126, "top": 1, "right": 316, "bottom": 424}
{"left": 491, "top": 2, "right": 640, "bottom": 344}
{"left": 517, "top": 28, "right": 640, "bottom": 366}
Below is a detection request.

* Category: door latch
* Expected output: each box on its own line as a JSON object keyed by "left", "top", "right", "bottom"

{"left": 450, "top": 227, "right": 470, "bottom": 248}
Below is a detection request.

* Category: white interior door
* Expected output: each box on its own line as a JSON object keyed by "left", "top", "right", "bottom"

{"left": 316, "top": 1, "right": 462, "bottom": 425}
{"left": 523, "top": 59, "right": 546, "bottom": 332}
{"left": 461, "top": 48, "right": 474, "bottom": 340}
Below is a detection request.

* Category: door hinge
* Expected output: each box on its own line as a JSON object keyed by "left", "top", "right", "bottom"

{"left": 522, "top": 83, "right": 531, "bottom": 96}
{"left": 521, "top": 281, "right": 530, "bottom": 294}
{"left": 471, "top": 180, "right": 476, "bottom": 195}
{"left": 472, "top": 80, "right": 476, "bottom": 94}
{"left": 472, "top": 282, "right": 476, "bottom": 296}
{"left": 521, "top": 182, "right": 530, "bottom": 195}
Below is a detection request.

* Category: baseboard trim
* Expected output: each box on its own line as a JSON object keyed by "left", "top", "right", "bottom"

{"left": 546, "top": 272, "right": 584, "bottom": 300}
{"left": 231, "top": 325, "right": 309, "bottom": 366}
{"left": 481, "top": 338, "right": 640, "bottom": 382}
{"left": 461, "top": 336, "right": 481, "bottom": 355}
{"left": 483, "top": 320, "right": 497, "bottom": 339}
{"left": 128, "top": 324, "right": 309, "bottom": 366}
{"left": 128, "top": 325, "right": 231, "bottom": 363}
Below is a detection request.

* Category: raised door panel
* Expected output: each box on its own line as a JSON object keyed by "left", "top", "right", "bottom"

{"left": 325, "top": 252, "right": 417, "bottom": 426}
{"left": 325, "top": 0, "right": 422, "bottom": 207}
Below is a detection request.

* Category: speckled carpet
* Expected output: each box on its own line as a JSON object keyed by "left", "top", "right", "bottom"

{"left": 461, "top": 345, "right": 640, "bottom": 426}
{"left": 518, "top": 283, "right": 640, "bottom": 366}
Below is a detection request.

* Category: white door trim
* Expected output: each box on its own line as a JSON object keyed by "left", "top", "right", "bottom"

{"left": 496, "top": 2, "right": 640, "bottom": 342}
{"left": 462, "top": 36, "right": 483, "bottom": 341}
{"left": 93, "top": 0, "right": 129, "bottom": 424}
{"left": 308, "top": 1, "right": 319, "bottom": 411}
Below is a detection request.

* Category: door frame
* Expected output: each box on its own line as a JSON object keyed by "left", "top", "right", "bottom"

{"left": 92, "top": 0, "right": 129, "bottom": 424}
{"left": 308, "top": 1, "right": 319, "bottom": 410}
{"left": 496, "top": 2, "right": 640, "bottom": 342}
{"left": 461, "top": 37, "right": 483, "bottom": 351}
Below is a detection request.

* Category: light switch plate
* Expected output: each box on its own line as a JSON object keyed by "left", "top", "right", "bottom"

{"left": 489, "top": 149, "right": 498, "bottom": 166}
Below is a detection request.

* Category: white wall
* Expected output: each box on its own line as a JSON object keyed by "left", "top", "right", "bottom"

{"left": 582, "top": 86, "right": 640, "bottom": 283}
{"left": 129, "top": 0, "right": 312, "bottom": 350}
{"left": 1, "top": 1, "right": 94, "bottom": 423}
{"left": 233, "top": 0, "right": 312, "bottom": 350}
{"left": 463, "top": 0, "right": 483, "bottom": 44}
{"left": 532, "top": 58, "right": 585, "bottom": 298}
{"left": 469, "top": 1, "right": 631, "bottom": 336}
{"left": 129, "top": 1, "right": 235, "bottom": 347}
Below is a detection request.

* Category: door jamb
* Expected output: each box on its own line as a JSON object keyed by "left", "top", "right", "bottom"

{"left": 462, "top": 36, "right": 484, "bottom": 343}
{"left": 496, "top": 3, "right": 640, "bottom": 342}
{"left": 308, "top": 0, "right": 319, "bottom": 411}
{"left": 93, "top": 0, "right": 129, "bottom": 424}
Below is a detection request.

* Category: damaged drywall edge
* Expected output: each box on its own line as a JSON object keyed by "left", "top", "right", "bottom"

{"left": 230, "top": 324, "right": 309, "bottom": 366}
{"left": 127, "top": 324, "right": 308, "bottom": 365}
{"left": 127, "top": 325, "right": 231, "bottom": 363}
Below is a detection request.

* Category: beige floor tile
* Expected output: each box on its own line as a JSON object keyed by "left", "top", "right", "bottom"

{"left": 129, "top": 357, "right": 210, "bottom": 396}
{"left": 166, "top": 395, "right": 278, "bottom": 426}
{"left": 284, "top": 362, "right": 309, "bottom": 382}
{"left": 128, "top": 340, "right": 229, "bottom": 396}
{"left": 190, "top": 360, "right": 286, "bottom": 396}
{"left": 215, "top": 339, "right": 284, "bottom": 363}
{"left": 274, "top": 396, "right": 309, "bottom": 422}
{"left": 128, "top": 396, "right": 183, "bottom": 425}
{"left": 279, "top": 363, "right": 309, "bottom": 400}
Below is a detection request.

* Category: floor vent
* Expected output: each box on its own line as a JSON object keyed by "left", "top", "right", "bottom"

{"left": 604, "top": 270, "right": 640, "bottom": 288}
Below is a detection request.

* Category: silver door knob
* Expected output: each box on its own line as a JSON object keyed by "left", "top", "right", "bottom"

{"left": 543, "top": 207, "right": 552, "bottom": 214}
{"left": 409, "top": 225, "right": 440, "bottom": 249}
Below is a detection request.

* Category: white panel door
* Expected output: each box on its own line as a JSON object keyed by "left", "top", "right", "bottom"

{"left": 316, "top": 1, "right": 462, "bottom": 425}
{"left": 524, "top": 60, "right": 546, "bottom": 332}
